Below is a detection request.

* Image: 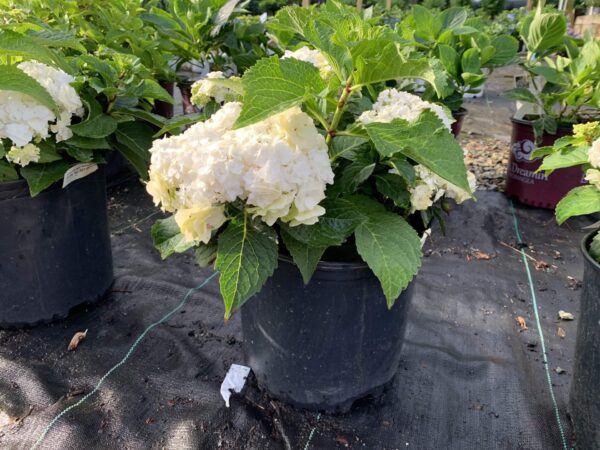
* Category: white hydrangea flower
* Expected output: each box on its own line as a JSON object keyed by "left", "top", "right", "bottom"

{"left": 358, "top": 88, "right": 454, "bottom": 131}
{"left": 6, "top": 143, "right": 41, "bottom": 167}
{"left": 589, "top": 138, "right": 600, "bottom": 168}
{"left": 585, "top": 168, "right": 600, "bottom": 189}
{"left": 147, "top": 102, "right": 334, "bottom": 239}
{"left": 282, "top": 47, "right": 333, "bottom": 78}
{"left": 0, "top": 60, "right": 83, "bottom": 146}
{"left": 409, "top": 165, "right": 476, "bottom": 212}
{"left": 174, "top": 206, "right": 227, "bottom": 244}
{"left": 190, "top": 71, "right": 240, "bottom": 107}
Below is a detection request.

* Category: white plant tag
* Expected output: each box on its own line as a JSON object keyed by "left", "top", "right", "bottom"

{"left": 220, "top": 364, "right": 251, "bottom": 408}
{"left": 62, "top": 163, "right": 98, "bottom": 188}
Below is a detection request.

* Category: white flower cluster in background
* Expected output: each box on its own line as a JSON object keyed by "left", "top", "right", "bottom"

{"left": 409, "top": 165, "right": 477, "bottom": 212}
{"left": 0, "top": 60, "right": 83, "bottom": 159}
{"left": 358, "top": 88, "right": 454, "bottom": 131}
{"left": 282, "top": 47, "right": 333, "bottom": 78}
{"left": 585, "top": 138, "right": 600, "bottom": 188}
{"left": 190, "top": 71, "right": 240, "bottom": 108}
{"left": 6, "top": 143, "right": 41, "bottom": 167}
{"left": 147, "top": 102, "right": 334, "bottom": 243}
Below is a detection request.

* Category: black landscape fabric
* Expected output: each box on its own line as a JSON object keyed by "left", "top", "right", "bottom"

{"left": 0, "top": 180, "right": 594, "bottom": 450}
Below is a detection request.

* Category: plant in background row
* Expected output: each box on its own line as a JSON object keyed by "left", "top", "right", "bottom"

{"left": 148, "top": 1, "right": 475, "bottom": 319}
{"left": 506, "top": 7, "right": 600, "bottom": 139}
{"left": 398, "top": 6, "right": 518, "bottom": 113}
{"left": 536, "top": 121, "right": 600, "bottom": 261}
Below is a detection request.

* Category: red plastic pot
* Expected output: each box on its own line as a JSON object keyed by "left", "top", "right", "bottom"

{"left": 153, "top": 81, "right": 175, "bottom": 119}
{"left": 504, "top": 118, "right": 587, "bottom": 209}
{"left": 451, "top": 108, "right": 468, "bottom": 138}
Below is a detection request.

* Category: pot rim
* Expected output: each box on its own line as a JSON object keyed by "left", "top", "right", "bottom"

{"left": 510, "top": 116, "right": 574, "bottom": 131}
{"left": 452, "top": 107, "right": 468, "bottom": 117}
{"left": 278, "top": 253, "right": 370, "bottom": 271}
{"left": 581, "top": 230, "right": 600, "bottom": 271}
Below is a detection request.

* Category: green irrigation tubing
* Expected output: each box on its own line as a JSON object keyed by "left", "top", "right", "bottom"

{"left": 510, "top": 200, "right": 570, "bottom": 450}
{"left": 303, "top": 413, "right": 321, "bottom": 450}
{"left": 29, "top": 272, "right": 219, "bottom": 450}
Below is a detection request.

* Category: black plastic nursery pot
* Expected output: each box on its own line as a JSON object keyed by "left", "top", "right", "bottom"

{"left": 570, "top": 231, "right": 600, "bottom": 449}
{"left": 504, "top": 118, "right": 586, "bottom": 209}
{"left": 0, "top": 167, "right": 113, "bottom": 327}
{"left": 153, "top": 81, "right": 175, "bottom": 119}
{"left": 241, "top": 255, "right": 414, "bottom": 413}
{"left": 451, "top": 107, "right": 468, "bottom": 138}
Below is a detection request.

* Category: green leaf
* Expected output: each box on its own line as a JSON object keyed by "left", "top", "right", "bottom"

{"left": 539, "top": 146, "right": 589, "bottom": 172}
{"left": 281, "top": 197, "right": 361, "bottom": 248}
{"left": 438, "top": 44, "right": 459, "bottom": 79}
{"left": 589, "top": 232, "right": 600, "bottom": 263}
{"left": 0, "top": 65, "right": 57, "bottom": 114}
{"left": 439, "top": 7, "right": 468, "bottom": 31}
{"left": 487, "top": 35, "right": 518, "bottom": 67}
{"left": 115, "top": 122, "right": 154, "bottom": 179}
{"left": 365, "top": 111, "right": 471, "bottom": 192}
{"left": 216, "top": 214, "right": 278, "bottom": 320}
{"left": 461, "top": 48, "right": 481, "bottom": 75}
{"left": 0, "top": 160, "right": 18, "bottom": 182}
{"left": 20, "top": 161, "right": 69, "bottom": 196}
{"left": 522, "top": 11, "right": 566, "bottom": 55}
{"left": 151, "top": 216, "right": 196, "bottom": 259}
{"left": 234, "top": 56, "right": 325, "bottom": 129}
{"left": 154, "top": 112, "right": 208, "bottom": 137}
{"left": 280, "top": 228, "right": 326, "bottom": 284}
{"left": 64, "top": 146, "right": 94, "bottom": 162}
{"left": 29, "top": 29, "right": 86, "bottom": 53}
{"left": 330, "top": 136, "right": 369, "bottom": 161}
{"left": 116, "top": 108, "right": 166, "bottom": 129}
{"left": 142, "top": 79, "right": 175, "bottom": 104}
{"left": 350, "top": 196, "right": 422, "bottom": 307}
{"left": 375, "top": 173, "right": 410, "bottom": 208}
{"left": 195, "top": 242, "right": 218, "bottom": 268}
{"left": 338, "top": 152, "right": 376, "bottom": 193}
{"left": 36, "top": 143, "right": 62, "bottom": 163}
{"left": 353, "top": 43, "right": 449, "bottom": 97}
{"left": 386, "top": 156, "right": 416, "bottom": 184}
{"left": 63, "top": 135, "right": 112, "bottom": 150}
{"left": 556, "top": 186, "right": 600, "bottom": 224}
{"left": 505, "top": 87, "right": 539, "bottom": 104}
{"left": 0, "top": 29, "right": 59, "bottom": 67}
{"left": 70, "top": 114, "right": 118, "bottom": 139}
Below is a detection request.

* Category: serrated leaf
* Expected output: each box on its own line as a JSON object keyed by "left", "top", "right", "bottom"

{"left": 20, "top": 161, "right": 69, "bottom": 196}
{"left": 556, "top": 186, "right": 600, "bottom": 224}
{"left": 0, "top": 65, "right": 57, "bottom": 114}
{"left": 280, "top": 228, "right": 326, "bottom": 284}
{"left": 70, "top": 114, "right": 118, "bottom": 139}
{"left": 539, "top": 146, "right": 589, "bottom": 172}
{"left": 195, "top": 242, "right": 218, "bottom": 268}
{"left": 350, "top": 195, "right": 422, "bottom": 307}
{"left": 115, "top": 122, "right": 153, "bottom": 179}
{"left": 505, "top": 87, "right": 539, "bottom": 104}
{"left": 0, "top": 29, "right": 59, "bottom": 67}
{"left": 215, "top": 215, "right": 278, "bottom": 319}
{"left": 234, "top": 56, "right": 325, "bottom": 129}
{"left": 522, "top": 11, "right": 566, "bottom": 56}
{"left": 338, "top": 151, "right": 376, "bottom": 193}
{"left": 142, "top": 79, "right": 174, "bottom": 104}
{"left": 63, "top": 135, "right": 112, "bottom": 150}
{"left": 386, "top": 156, "right": 416, "bottom": 184}
{"left": 330, "top": 136, "right": 369, "bottom": 161}
{"left": 151, "top": 216, "right": 196, "bottom": 259}
{"left": 375, "top": 173, "right": 410, "bottom": 208}
{"left": 365, "top": 111, "right": 471, "bottom": 192}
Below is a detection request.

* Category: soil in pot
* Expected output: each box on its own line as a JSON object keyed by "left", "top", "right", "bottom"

{"left": 241, "top": 253, "right": 414, "bottom": 413}
{"left": 0, "top": 167, "right": 113, "bottom": 327}
{"left": 504, "top": 118, "right": 587, "bottom": 209}
{"left": 570, "top": 231, "right": 600, "bottom": 450}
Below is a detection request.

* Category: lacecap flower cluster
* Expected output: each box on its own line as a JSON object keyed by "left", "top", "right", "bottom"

{"left": 146, "top": 102, "right": 334, "bottom": 244}
{"left": 358, "top": 88, "right": 476, "bottom": 211}
{"left": 0, "top": 61, "right": 83, "bottom": 166}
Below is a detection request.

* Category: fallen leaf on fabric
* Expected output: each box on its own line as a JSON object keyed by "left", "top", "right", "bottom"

{"left": 557, "top": 327, "right": 566, "bottom": 338}
{"left": 558, "top": 311, "right": 574, "bottom": 321}
{"left": 145, "top": 417, "right": 156, "bottom": 424}
{"left": 471, "top": 250, "right": 495, "bottom": 260}
{"left": 516, "top": 316, "right": 528, "bottom": 330}
{"left": 68, "top": 329, "right": 88, "bottom": 351}
{"left": 335, "top": 435, "right": 349, "bottom": 446}
{"left": 555, "top": 367, "right": 566, "bottom": 374}
{"left": 534, "top": 260, "right": 550, "bottom": 270}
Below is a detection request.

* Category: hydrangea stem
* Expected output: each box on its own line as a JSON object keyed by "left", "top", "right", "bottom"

{"left": 326, "top": 76, "right": 354, "bottom": 145}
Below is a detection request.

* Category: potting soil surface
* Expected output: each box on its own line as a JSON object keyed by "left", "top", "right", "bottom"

{"left": 0, "top": 178, "right": 595, "bottom": 450}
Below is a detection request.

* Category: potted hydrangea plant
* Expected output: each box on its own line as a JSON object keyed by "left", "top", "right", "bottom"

{"left": 504, "top": 6, "right": 600, "bottom": 208}
{"left": 148, "top": 1, "right": 475, "bottom": 411}
{"left": 398, "top": 6, "right": 519, "bottom": 136}
{"left": 0, "top": 32, "right": 167, "bottom": 326}
{"left": 536, "top": 121, "right": 600, "bottom": 450}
